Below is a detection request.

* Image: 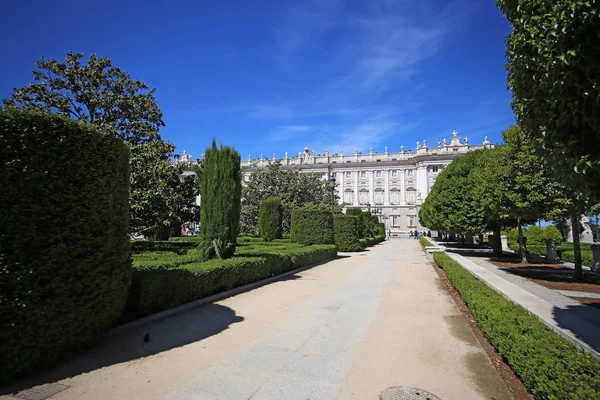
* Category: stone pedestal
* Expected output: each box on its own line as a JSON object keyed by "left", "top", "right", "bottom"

{"left": 466, "top": 235, "right": 474, "bottom": 245}
{"left": 591, "top": 243, "right": 600, "bottom": 273}
{"left": 501, "top": 235, "right": 509, "bottom": 251}
{"left": 545, "top": 239, "right": 559, "bottom": 262}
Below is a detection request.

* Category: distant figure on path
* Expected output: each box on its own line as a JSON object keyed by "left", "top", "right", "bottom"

{"left": 427, "top": 230, "right": 431, "bottom": 237}
{"left": 409, "top": 231, "right": 413, "bottom": 238}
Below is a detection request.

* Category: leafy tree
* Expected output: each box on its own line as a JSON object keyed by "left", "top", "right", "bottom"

{"left": 3, "top": 52, "right": 164, "bottom": 144}
{"left": 2, "top": 52, "right": 199, "bottom": 237}
{"left": 259, "top": 197, "right": 283, "bottom": 241}
{"left": 199, "top": 139, "right": 241, "bottom": 260}
{"left": 497, "top": 0, "right": 600, "bottom": 200}
{"left": 240, "top": 161, "right": 337, "bottom": 235}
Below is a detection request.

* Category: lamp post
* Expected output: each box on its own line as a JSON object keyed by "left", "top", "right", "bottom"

{"left": 328, "top": 166, "right": 336, "bottom": 213}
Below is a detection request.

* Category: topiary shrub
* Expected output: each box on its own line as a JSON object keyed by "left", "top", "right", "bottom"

{"left": 508, "top": 228, "right": 519, "bottom": 243}
{"left": 346, "top": 207, "right": 365, "bottom": 238}
{"left": 525, "top": 225, "right": 544, "bottom": 246}
{"left": 0, "top": 108, "right": 131, "bottom": 384}
{"left": 334, "top": 215, "right": 361, "bottom": 251}
{"left": 259, "top": 197, "right": 283, "bottom": 241}
{"left": 543, "top": 225, "right": 563, "bottom": 245}
{"left": 199, "top": 139, "right": 242, "bottom": 260}
{"left": 290, "top": 206, "right": 335, "bottom": 245}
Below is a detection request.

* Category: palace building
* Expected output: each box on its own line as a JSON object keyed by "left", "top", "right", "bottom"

{"left": 241, "top": 131, "right": 494, "bottom": 234}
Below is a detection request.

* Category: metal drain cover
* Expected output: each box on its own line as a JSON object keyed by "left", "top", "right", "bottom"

{"left": 379, "top": 386, "right": 442, "bottom": 400}
{"left": 10, "top": 383, "right": 70, "bottom": 400}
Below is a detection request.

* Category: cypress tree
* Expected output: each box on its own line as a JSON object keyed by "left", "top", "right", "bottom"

{"left": 260, "top": 197, "right": 283, "bottom": 241}
{"left": 199, "top": 138, "right": 242, "bottom": 259}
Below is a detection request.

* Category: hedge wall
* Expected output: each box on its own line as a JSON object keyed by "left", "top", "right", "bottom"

{"left": 346, "top": 207, "right": 365, "bottom": 238}
{"left": 131, "top": 240, "right": 197, "bottom": 254}
{"left": 433, "top": 252, "right": 600, "bottom": 399}
{"left": 290, "top": 207, "right": 335, "bottom": 245}
{"left": 334, "top": 215, "right": 362, "bottom": 252}
{"left": 259, "top": 197, "right": 283, "bottom": 241}
{"left": 128, "top": 244, "right": 337, "bottom": 317}
{"left": 0, "top": 109, "right": 131, "bottom": 383}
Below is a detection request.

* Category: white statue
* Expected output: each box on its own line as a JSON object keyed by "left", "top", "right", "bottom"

{"left": 464, "top": 136, "right": 468, "bottom": 145}
{"left": 248, "top": 154, "right": 251, "bottom": 161}
{"left": 340, "top": 149, "right": 344, "bottom": 156}
{"left": 325, "top": 148, "right": 329, "bottom": 157}
{"left": 273, "top": 153, "right": 276, "bottom": 159}
{"left": 423, "top": 139, "right": 427, "bottom": 148}
{"left": 416, "top": 141, "right": 420, "bottom": 149}
{"left": 355, "top": 148, "right": 359, "bottom": 155}
{"left": 400, "top": 145, "right": 404, "bottom": 152}
{"left": 285, "top": 151, "right": 288, "bottom": 158}
{"left": 260, "top": 154, "right": 264, "bottom": 160}
{"left": 369, "top": 147, "right": 373, "bottom": 155}
{"left": 443, "top": 137, "right": 447, "bottom": 146}
{"left": 452, "top": 130, "right": 458, "bottom": 137}
{"left": 483, "top": 136, "right": 490, "bottom": 145}
{"left": 385, "top": 146, "right": 388, "bottom": 154}
{"left": 437, "top": 140, "right": 441, "bottom": 148}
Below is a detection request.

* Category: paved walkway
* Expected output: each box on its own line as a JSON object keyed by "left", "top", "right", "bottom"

{"left": 1, "top": 240, "right": 512, "bottom": 400}
{"left": 427, "top": 239, "right": 600, "bottom": 358}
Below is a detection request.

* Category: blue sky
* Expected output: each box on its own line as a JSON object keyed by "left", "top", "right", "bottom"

{"left": 1, "top": 0, "right": 514, "bottom": 159}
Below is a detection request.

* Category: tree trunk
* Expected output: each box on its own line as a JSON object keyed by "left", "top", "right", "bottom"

{"left": 571, "top": 213, "right": 583, "bottom": 281}
{"left": 492, "top": 226, "right": 502, "bottom": 257}
{"left": 517, "top": 219, "right": 527, "bottom": 263}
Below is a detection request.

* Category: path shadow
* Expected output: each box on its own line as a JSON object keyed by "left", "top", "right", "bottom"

{"left": 552, "top": 304, "right": 600, "bottom": 355}
{"left": 1, "top": 303, "right": 243, "bottom": 395}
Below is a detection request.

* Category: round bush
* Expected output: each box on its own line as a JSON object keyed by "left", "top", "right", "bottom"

{"left": 290, "top": 206, "right": 335, "bottom": 245}
{"left": 260, "top": 197, "right": 283, "bottom": 241}
{"left": 0, "top": 109, "right": 131, "bottom": 383}
{"left": 508, "top": 228, "right": 520, "bottom": 242}
{"left": 334, "top": 215, "right": 361, "bottom": 251}
{"left": 525, "top": 225, "right": 544, "bottom": 246}
{"left": 543, "top": 225, "right": 563, "bottom": 244}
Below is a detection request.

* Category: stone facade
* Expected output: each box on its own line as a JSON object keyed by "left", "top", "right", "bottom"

{"left": 240, "top": 131, "right": 494, "bottom": 234}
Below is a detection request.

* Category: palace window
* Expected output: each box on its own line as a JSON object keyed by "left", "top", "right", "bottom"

{"left": 391, "top": 170, "right": 397, "bottom": 177}
{"left": 344, "top": 190, "right": 353, "bottom": 204}
{"left": 375, "top": 170, "right": 382, "bottom": 177}
{"left": 390, "top": 189, "right": 400, "bottom": 204}
{"left": 345, "top": 171, "right": 352, "bottom": 178}
{"left": 374, "top": 189, "right": 384, "bottom": 205}
{"left": 332, "top": 172, "right": 337, "bottom": 179}
{"left": 406, "top": 190, "right": 416, "bottom": 204}
{"left": 407, "top": 169, "right": 414, "bottom": 176}
{"left": 360, "top": 171, "right": 366, "bottom": 179}
{"left": 431, "top": 166, "right": 439, "bottom": 173}
{"left": 408, "top": 216, "right": 416, "bottom": 227}
{"left": 359, "top": 190, "right": 369, "bottom": 204}
{"left": 392, "top": 216, "right": 399, "bottom": 226}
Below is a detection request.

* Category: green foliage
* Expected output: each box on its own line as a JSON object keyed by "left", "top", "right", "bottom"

{"left": 1, "top": 52, "right": 199, "bottom": 238}
{"left": 0, "top": 109, "right": 131, "bottom": 383}
{"left": 240, "top": 161, "right": 337, "bottom": 235}
{"left": 346, "top": 207, "right": 365, "bottom": 238}
{"left": 129, "top": 242, "right": 337, "bottom": 317}
{"left": 543, "top": 225, "right": 563, "bottom": 244}
{"left": 507, "top": 228, "right": 519, "bottom": 242}
{"left": 259, "top": 197, "right": 283, "bottom": 241}
{"left": 199, "top": 139, "right": 241, "bottom": 260}
{"left": 434, "top": 252, "right": 600, "bottom": 399}
{"left": 561, "top": 251, "right": 594, "bottom": 268}
{"left": 130, "top": 240, "right": 197, "bottom": 254}
{"left": 496, "top": 0, "right": 600, "bottom": 200}
{"left": 419, "top": 236, "right": 433, "bottom": 247}
{"left": 290, "top": 206, "right": 335, "bottom": 245}
{"left": 334, "top": 215, "right": 362, "bottom": 252}
{"left": 525, "top": 226, "right": 544, "bottom": 246}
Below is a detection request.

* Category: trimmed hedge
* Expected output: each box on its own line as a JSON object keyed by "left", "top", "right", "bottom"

{"left": 346, "top": 207, "right": 365, "bottom": 238}
{"left": 562, "top": 250, "right": 594, "bottom": 267}
{"left": 419, "top": 236, "right": 433, "bottom": 247}
{"left": 128, "top": 244, "right": 337, "bottom": 317}
{"left": 334, "top": 215, "right": 362, "bottom": 251}
{"left": 290, "top": 207, "right": 335, "bottom": 245}
{"left": 0, "top": 109, "right": 131, "bottom": 383}
{"left": 543, "top": 225, "right": 563, "bottom": 244}
{"left": 131, "top": 240, "right": 197, "bottom": 254}
{"left": 525, "top": 225, "right": 544, "bottom": 246}
{"left": 433, "top": 252, "right": 600, "bottom": 399}
{"left": 359, "top": 235, "right": 385, "bottom": 248}
{"left": 260, "top": 197, "right": 283, "bottom": 241}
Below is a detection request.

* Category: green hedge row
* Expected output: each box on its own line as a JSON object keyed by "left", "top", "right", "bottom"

{"left": 433, "top": 252, "right": 600, "bottom": 399}
{"left": 359, "top": 235, "right": 385, "bottom": 248}
{"left": 334, "top": 215, "right": 362, "bottom": 252}
{"left": 128, "top": 244, "right": 338, "bottom": 317}
{"left": 508, "top": 241, "right": 594, "bottom": 266}
{"left": 131, "top": 240, "right": 197, "bottom": 254}
{"left": 0, "top": 109, "right": 131, "bottom": 384}
{"left": 260, "top": 197, "right": 283, "bottom": 241}
{"left": 419, "top": 236, "right": 434, "bottom": 247}
{"left": 290, "top": 207, "right": 335, "bottom": 245}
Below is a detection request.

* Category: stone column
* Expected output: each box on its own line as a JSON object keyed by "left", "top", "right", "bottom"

{"left": 384, "top": 170, "right": 390, "bottom": 205}
{"left": 400, "top": 170, "right": 406, "bottom": 205}
{"left": 545, "top": 239, "right": 559, "bottom": 262}
{"left": 338, "top": 169, "right": 344, "bottom": 205}
{"left": 501, "top": 235, "right": 509, "bottom": 251}
{"left": 591, "top": 243, "right": 600, "bottom": 273}
{"left": 353, "top": 171, "right": 359, "bottom": 205}
{"left": 369, "top": 171, "right": 374, "bottom": 205}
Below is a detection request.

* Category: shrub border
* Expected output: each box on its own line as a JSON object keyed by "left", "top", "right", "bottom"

{"left": 113, "top": 252, "right": 337, "bottom": 334}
